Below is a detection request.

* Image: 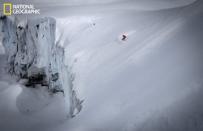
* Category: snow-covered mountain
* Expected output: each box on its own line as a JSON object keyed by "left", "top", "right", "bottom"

{"left": 0, "top": 0, "right": 203, "bottom": 131}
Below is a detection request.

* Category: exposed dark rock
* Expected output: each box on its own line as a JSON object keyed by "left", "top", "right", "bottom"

{"left": 18, "top": 26, "right": 23, "bottom": 30}
{"left": 36, "top": 24, "right": 39, "bottom": 29}
{"left": 0, "top": 15, "right": 6, "bottom": 20}
{"left": 51, "top": 73, "right": 59, "bottom": 82}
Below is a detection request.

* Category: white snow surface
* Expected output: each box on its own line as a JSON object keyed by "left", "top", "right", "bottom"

{"left": 0, "top": 0, "right": 203, "bottom": 131}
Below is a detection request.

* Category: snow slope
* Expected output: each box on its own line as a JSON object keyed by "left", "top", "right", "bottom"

{"left": 53, "top": 1, "right": 203, "bottom": 131}
{"left": 0, "top": 0, "right": 203, "bottom": 131}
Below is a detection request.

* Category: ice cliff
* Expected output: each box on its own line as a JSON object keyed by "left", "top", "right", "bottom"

{"left": 0, "top": 15, "right": 82, "bottom": 117}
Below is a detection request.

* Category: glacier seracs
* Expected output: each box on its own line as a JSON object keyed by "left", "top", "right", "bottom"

{"left": 0, "top": 15, "right": 82, "bottom": 117}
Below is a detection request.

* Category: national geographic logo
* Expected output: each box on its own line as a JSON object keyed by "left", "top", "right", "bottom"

{"left": 3, "top": 3, "right": 40, "bottom": 15}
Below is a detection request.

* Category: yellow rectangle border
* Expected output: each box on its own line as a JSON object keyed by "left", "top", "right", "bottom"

{"left": 3, "top": 3, "right": 12, "bottom": 16}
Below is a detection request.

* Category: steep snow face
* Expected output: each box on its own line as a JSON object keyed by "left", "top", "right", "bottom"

{"left": 48, "top": 1, "right": 203, "bottom": 131}
{"left": 0, "top": 16, "right": 17, "bottom": 74}
{"left": 0, "top": 16, "right": 82, "bottom": 117}
{"left": 0, "top": 0, "right": 203, "bottom": 131}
